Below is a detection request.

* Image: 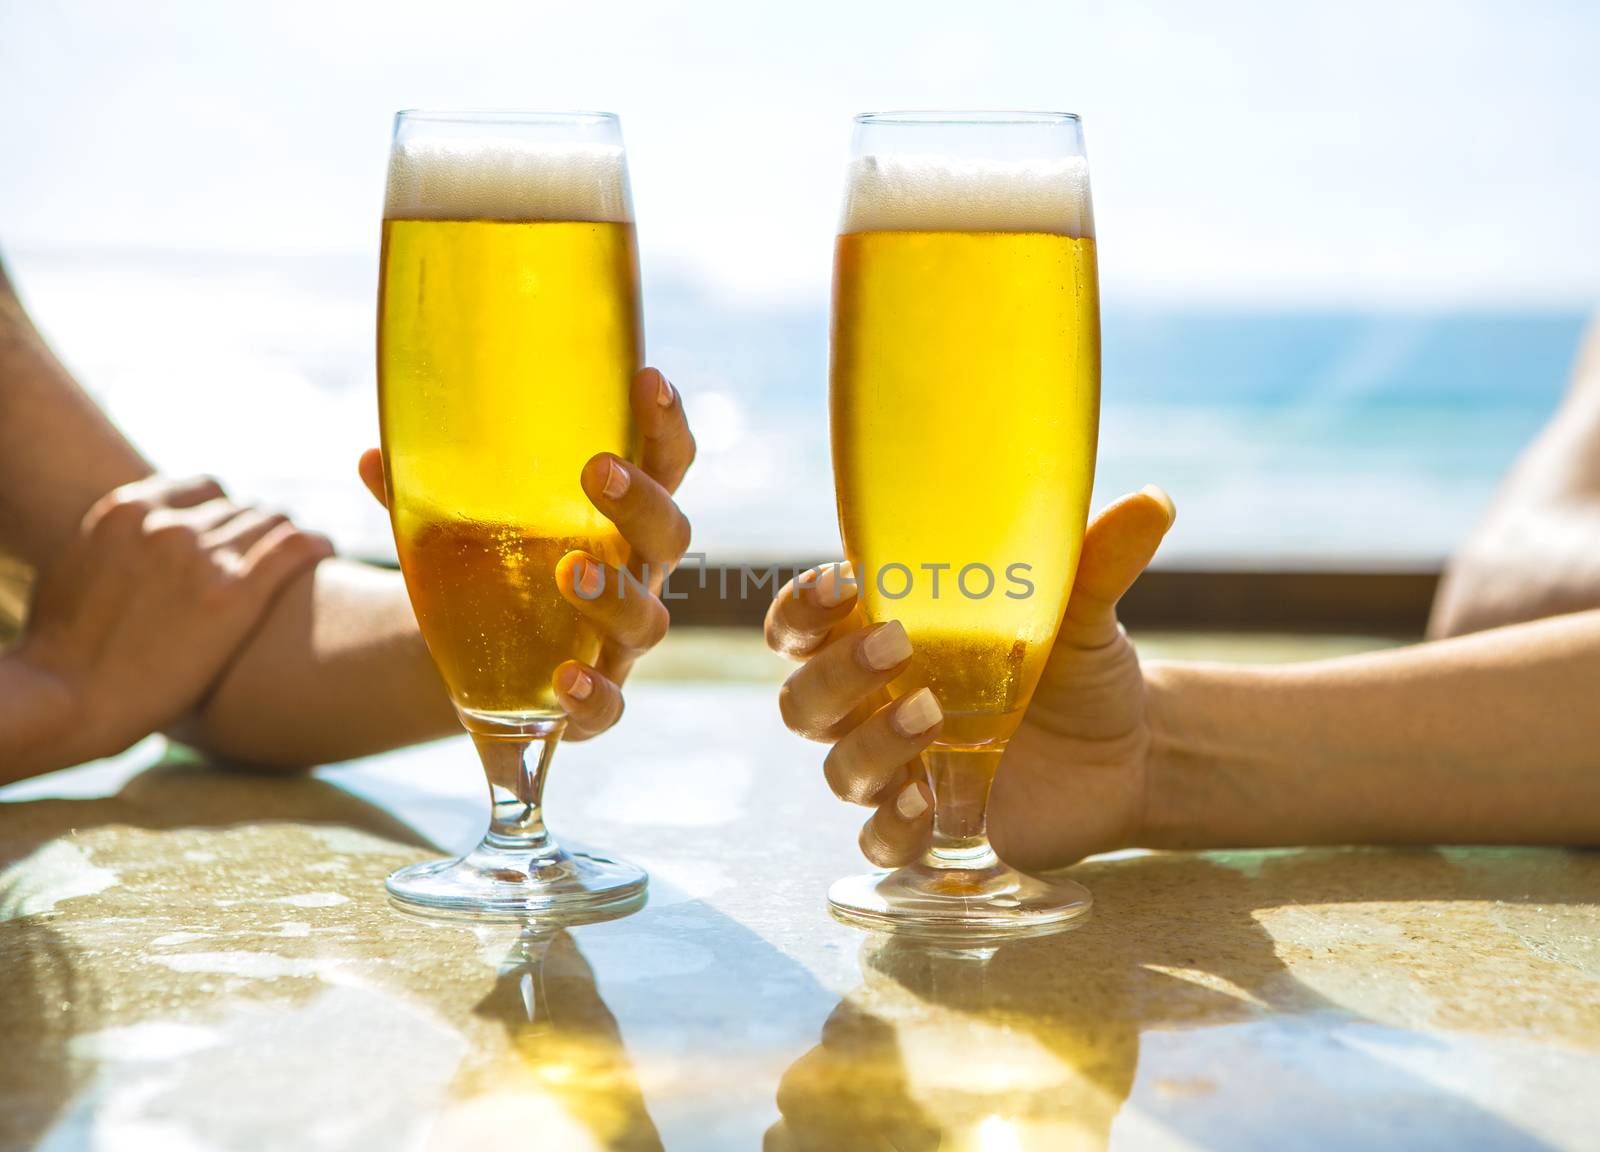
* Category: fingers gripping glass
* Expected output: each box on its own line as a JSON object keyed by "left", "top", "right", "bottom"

{"left": 827, "top": 111, "right": 1098, "bottom": 938}
{"left": 377, "top": 110, "right": 646, "bottom": 918}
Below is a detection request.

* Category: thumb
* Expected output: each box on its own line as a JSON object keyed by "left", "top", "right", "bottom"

{"left": 358, "top": 449, "right": 388, "bottom": 509}
{"left": 1058, "top": 485, "right": 1175, "bottom": 648}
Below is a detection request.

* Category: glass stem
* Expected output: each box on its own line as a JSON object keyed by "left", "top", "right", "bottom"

{"left": 471, "top": 718, "right": 566, "bottom": 853}
{"left": 921, "top": 744, "right": 1004, "bottom": 870}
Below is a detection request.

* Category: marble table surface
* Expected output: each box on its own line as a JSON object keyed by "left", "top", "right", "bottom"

{"left": 3, "top": 682, "right": 1598, "bottom": 1151}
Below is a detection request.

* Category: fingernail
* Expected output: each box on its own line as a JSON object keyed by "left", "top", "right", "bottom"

{"left": 811, "top": 561, "right": 857, "bottom": 608}
{"left": 859, "top": 620, "right": 911, "bottom": 671}
{"left": 656, "top": 373, "right": 675, "bottom": 407}
{"left": 577, "top": 558, "right": 603, "bottom": 598}
{"left": 602, "top": 458, "right": 630, "bottom": 501}
{"left": 560, "top": 666, "right": 594, "bottom": 701}
{"left": 1140, "top": 484, "right": 1176, "bottom": 528}
{"left": 891, "top": 688, "right": 942, "bottom": 737}
{"left": 895, "top": 782, "right": 929, "bottom": 821}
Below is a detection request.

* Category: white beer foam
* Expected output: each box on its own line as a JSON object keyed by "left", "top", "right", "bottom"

{"left": 841, "top": 154, "right": 1093, "bottom": 237}
{"left": 384, "top": 138, "right": 631, "bottom": 223}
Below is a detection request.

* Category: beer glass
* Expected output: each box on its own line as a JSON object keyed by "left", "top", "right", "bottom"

{"left": 829, "top": 112, "right": 1100, "bottom": 936}
{"left": 378, "top": 110, "right": 645, "bottom": 917}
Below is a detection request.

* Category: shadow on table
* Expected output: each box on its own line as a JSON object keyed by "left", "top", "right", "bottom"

{"left": 0, "top": 757, "right": 667, "bottom": 1151}
{"left": 767, "top": 848, "right": 1598, "bottom": 1151}
{"left": 0, "top": 753, "right": 437, "bottom": 870}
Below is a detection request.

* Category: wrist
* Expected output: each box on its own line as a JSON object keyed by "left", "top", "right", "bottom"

{"left": 1139, "top": 659, "right": 1219, "bottom": 851}
{"left": 0, "top": 647, "right": 81, "bottom": 779}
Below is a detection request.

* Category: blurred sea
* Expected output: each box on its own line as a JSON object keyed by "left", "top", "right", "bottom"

{"left": 9, "top": 250, "right": 1589, "bottom": 568}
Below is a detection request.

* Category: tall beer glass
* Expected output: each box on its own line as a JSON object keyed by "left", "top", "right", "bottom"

{"left": 378, "top": 110, "right": 645, "bottom": 917}
{"left": 829, "top": 112, "right": 1099, "bottom": 937}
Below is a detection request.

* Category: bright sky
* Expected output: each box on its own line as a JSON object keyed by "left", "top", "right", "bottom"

{"left": 2, "top": 0, "right": 1597, "bottom": 306}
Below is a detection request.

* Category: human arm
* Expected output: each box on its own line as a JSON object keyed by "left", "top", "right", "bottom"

{"left": 0, "top": 258, "right": 151, "bottom": 560}
{"left": 2, "top": 254, "right": 694, "bottom": 770}
{"left": 1429, "top": 316, "right": 1600, "bottom": 638}
{"left": 1, "top": 260, "right": 326, "bottom": 779}
{"left": 1142, "top": 610, "right": 1600, "bottom": 855}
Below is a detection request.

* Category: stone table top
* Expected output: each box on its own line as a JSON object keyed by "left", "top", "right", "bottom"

{"left": 3, "top": 683, "right": 1598, "bottom": 1150}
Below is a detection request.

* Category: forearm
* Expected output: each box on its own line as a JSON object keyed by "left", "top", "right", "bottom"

{"left": 1428, "top": 319, "right": 1600, "bottom": 639}
{"left": 176, "top": 558, "right": 458, "bottom": 767}
{"left": 0, "top": 257, "right": 151, "bottom": 566}
{"left": 1143, "top": 610, "right": 1600, "bottom": 848}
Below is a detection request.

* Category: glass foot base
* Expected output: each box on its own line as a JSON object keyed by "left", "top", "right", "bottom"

{"left": 828, "top": 857, "right": 1091, "bottom": 941}
{"left": 387, "top": 840, "right": 646, "bottom": 922}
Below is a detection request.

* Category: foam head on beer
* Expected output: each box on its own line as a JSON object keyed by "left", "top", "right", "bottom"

{"left": 384, "top": 137, "right": 633, "bottom": 223}
{"left": 840, "top": 154, "right": 1093, "bottom": 237}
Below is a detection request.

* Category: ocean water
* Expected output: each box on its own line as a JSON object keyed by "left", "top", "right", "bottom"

{"left": 9, "top": 250, "right": 1589, "bottom": 567}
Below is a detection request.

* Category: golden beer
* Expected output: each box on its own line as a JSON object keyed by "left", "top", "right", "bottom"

{"left": 832, "top": 164, "right": 1099, "bottom": 748}
{"left": 379, "top": 149, "right": 639, "bottom": 725}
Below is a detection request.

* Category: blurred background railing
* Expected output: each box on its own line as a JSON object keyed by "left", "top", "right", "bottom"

{"left": 653, "top": 563, "right": 1441, "bottom": 637}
